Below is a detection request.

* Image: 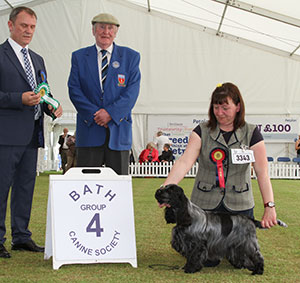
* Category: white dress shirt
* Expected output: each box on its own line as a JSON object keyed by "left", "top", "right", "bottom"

{"left": 95, "top": 43, "right": 113, "bottom": 90}
{"left": 8, "top": 37, "right": 37, "bottom": 86}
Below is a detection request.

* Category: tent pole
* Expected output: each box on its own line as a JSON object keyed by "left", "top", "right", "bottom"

{"left": 212, "top": 0, "right": 300, "bottom": 28}
{"left": 4, "top": 0, "right": 13, "bottom": 8}
{"left": 216, "top": 0, "right": 229, "bottom": 36}
{"left": 290, "top": 44, "right": 300, "bottom": 57}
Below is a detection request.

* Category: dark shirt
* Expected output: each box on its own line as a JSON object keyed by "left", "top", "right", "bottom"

{"left": 193, "top": 124, "right": 263, "bottom": 146}
{"left": 159, "top": 150, "right": 174, "bottom": 162}
{"left": 296, "top": 140, "right": 300, "bottom": 155}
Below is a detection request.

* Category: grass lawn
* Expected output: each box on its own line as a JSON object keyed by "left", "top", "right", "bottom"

{"left": 0, "top": 174, "right": 299, "bottom": 282}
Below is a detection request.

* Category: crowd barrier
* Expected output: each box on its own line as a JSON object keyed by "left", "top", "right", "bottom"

{"left": 129, "top": 162, "right": 300, "bottom": 179}
{"left": 266, "top": 162, "right": 300, "bottom": 179}
{"left": 38, "top": 160, "right": 300, "bottom": 180}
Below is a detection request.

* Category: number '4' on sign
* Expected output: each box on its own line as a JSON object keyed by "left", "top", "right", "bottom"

{"left": 86, "top": 213, "right": 104, "bottom": 237}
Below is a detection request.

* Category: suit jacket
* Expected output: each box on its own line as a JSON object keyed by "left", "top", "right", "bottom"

{"left": 0, "top": 40, "right": 52, "bottom": 147}
{"left": 159, "top": 150, "right": 174, "bottom": 162}
{"left": 58, "top": 134, "right": 71, "bottom": 154}
{"left": 68, "top": 43, "right": 141, "bottom": 151}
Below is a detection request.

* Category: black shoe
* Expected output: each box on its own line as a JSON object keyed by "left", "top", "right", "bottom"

{"left": 204, "top": 259, "right": 221, "bottom": 267}
{"left": 11, "top": 239, "right": 44, "bottom": 252}
{"left": 0, "top": 244, "right": 11, "bottom": 258}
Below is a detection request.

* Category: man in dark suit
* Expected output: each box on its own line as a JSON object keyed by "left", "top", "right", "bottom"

{"left": 68, "top": 13, "right": 141, "bottom": 175}
{"left": 58, "top": 128, "right": 70, "bottom": 174}
{"left": 0, "top": 6, "right": 62, "bottom": 258}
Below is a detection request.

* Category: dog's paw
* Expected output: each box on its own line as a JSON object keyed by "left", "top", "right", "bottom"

{"left": 184, "top": 264, "right": 202, "bottom": 273}
{"left": 251, "top": 265, "right": 264, "bottom": 275}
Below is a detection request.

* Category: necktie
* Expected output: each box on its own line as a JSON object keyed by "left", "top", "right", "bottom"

{"left": 101, "top": 49, "right": 108, "bottom": 88}
{"left": 21, "top": 48, "right": 41, "bottom": 120}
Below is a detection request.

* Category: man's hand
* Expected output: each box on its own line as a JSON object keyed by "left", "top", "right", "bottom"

{"left": 22, "top": 91, "right": 40, "bottom": 106}
{"left": 48, "top": 104, "right": 63, "bottom": 118}
{"left": 94, "top": 108, "right": 112, "bottom": 127}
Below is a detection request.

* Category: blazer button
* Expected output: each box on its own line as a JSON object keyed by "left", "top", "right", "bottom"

{"left": 120, "top": 118, "right": 123, "bottom": 122}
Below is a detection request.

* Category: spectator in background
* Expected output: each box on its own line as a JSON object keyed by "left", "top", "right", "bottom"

{"left": 295, "top": 135, "right": 300, "bottom": 158}
{"left": 154, "top": 131, "right": 170, "bottom": 155}
{"left": 58, "top": 128, "right": 70, "bottom": 174}
{"left": 129, "top": 149, "right": 135, "bottom": 164}
{"left": 66, "top": 132, "right": 76, "bottom": 172}
{"left": 295, "top": 135, "right": 300, "bottom": 165}
{"left": 159, "top": 143, "right": 174, "bottom": 163}
{"left": 139, "top": 142, "right": 159, "bottom": 163}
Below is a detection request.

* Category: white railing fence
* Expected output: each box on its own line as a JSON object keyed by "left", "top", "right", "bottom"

{"left": 267, "top": 162, "right": 300, "bottom": 179}
{"left": 38, "top": 160, "right": 300, "bottom": 179}
{"left": 129, "top": 162, "right": 197, "bottom": 177}
{"left": 129, "top": 162, "right": 300, "bottom": 179}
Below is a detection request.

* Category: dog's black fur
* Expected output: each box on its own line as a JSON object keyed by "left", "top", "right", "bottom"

{"left": 155, "top": 184, "right": 287, "bottom": 275}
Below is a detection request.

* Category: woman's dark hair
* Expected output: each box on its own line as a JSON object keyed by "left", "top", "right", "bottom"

{"left": 207, "top": 82, "right": 245, "bottom": 131}
{"left": 9, "top": 6, "right": 37, "bottom": 23}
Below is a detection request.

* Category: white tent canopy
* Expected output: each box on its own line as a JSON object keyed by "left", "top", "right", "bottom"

{"left": 1, "top": 0, "right": 300, "bottom": 169}
{"left": 128, "top": 0, "right": 300, "bottom": 57}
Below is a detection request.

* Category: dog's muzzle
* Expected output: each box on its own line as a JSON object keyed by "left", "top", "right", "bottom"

{"left": 155, "top": 188, "right": 169, "bottom": 205}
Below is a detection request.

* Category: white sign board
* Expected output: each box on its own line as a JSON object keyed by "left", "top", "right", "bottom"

{"left": 44, "top": 168, "right": 137, "bottom": 270}
{"left": 246, "top": 116, "right": 298, "bottom": 142}
{"left": 148, "top": 115, "right": 207, "bottom": 159}
{"left": 148, "top": 115, "right": 299, "bottom": 159}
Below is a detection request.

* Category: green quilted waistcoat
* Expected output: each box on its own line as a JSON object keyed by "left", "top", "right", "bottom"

{"left": 191, "top": 122, "right": 257, "bottom": 211}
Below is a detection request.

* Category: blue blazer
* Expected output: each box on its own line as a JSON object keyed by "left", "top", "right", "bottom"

{"left": 68, "top": 43, "right": 141, "bottom": 151}
{"left": 0, "top": 40, "right": 52, "bottom": 147}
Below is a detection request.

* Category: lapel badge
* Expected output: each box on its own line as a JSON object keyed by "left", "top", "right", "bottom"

{"left": 118, "top": 74, "right": 126, "bottom": 87}
{"left": 112, "top": 61, "right": 120, "bottom": 68}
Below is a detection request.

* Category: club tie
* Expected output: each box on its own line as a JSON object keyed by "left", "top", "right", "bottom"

{"left": 21, "top": 48, "right": 41, "bottom": 120}
{"left": 101, "top": 49, "right": 108, "bottom": 88}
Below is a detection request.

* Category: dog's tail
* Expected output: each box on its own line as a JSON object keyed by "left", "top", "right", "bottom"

{"left": 254, "top": 219, "right": 288, "bottom": 229}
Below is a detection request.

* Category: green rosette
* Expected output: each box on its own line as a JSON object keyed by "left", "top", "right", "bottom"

{"left": 35, "top": 82, "right": 60, "bottom": 110}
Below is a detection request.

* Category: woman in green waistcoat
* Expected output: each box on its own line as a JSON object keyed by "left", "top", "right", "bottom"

{"left": 160, "top": 82, "right": 277, "bottom": 230}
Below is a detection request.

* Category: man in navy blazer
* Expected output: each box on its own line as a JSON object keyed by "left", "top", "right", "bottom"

{"left": 0, "top": 7, "right": 62, "bottom": 258}
{"left": 68, "top": 13, "right": 141, "bottom": 175}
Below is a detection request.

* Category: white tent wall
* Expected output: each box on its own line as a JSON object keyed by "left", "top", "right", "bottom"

{"left": 0, "top": 0, "right": 300, "bottom": 170}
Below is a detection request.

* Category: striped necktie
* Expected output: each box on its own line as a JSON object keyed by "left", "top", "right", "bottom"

{"left": 21, "top": 48, "right": 41, "bottom": 120}
{"left": 101, "top": 49, "right": 108, "bottom": 88}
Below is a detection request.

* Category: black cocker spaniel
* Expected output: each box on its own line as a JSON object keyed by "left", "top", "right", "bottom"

{"left": 155, "top": 184, "right": 287, "bottom": 275}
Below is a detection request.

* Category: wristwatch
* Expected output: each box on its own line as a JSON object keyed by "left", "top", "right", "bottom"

{"left": 264, "top": 201, "right": 275, "bottom": 208}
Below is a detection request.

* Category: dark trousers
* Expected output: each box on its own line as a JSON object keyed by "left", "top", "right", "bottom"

{"left": 76, "top": 129, "right": 129, "bottom": 175}
{"left": 0, "top": 144, "right": 38, "bottom": 244}
{"left": 60, "top": 149, "right": 68, "bottom": 174}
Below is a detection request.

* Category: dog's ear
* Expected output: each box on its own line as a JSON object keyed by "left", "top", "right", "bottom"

{"left": 165, "top": 207, "right": 177, "bottom": 223}
{"left": 176, "top": 202, "right": 192, "bottom": 227}
{"left": 168, "top": 185, "right": 193, "bottom": 227}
